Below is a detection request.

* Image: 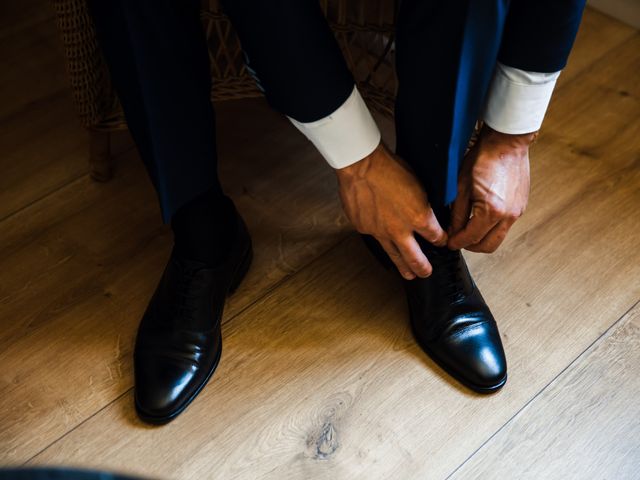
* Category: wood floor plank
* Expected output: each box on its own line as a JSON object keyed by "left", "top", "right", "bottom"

{"left": 0, "top": 14, "right": 69, "bottom": 120}
{"left": 0, "top": 10, "right": 90, "bottom": 219}
{"left": 20, "top": 36, "right": 640, "bottom": 478}
{"left": 0, "top": 97, "right": 351, "bottom": 462}
{"left": 0, "top": 0, "right": 56, "bottom": 41}
{"left": 2, "top": 6, "right": 638, "bottom": 479}
{"left": 449, "top": 302, "right": 640, "bottom": 480}
{"left": 23, "top": 151, "right": 640, "bottom": 478}
{"left": 0, "top": 91, "right": 89, "bottom": 221}
{"left": 555, "top": 7, "right": 636, "bottom": 89}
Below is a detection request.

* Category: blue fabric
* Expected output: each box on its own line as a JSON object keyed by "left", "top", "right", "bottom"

{"left": 89, "top": 0, "right": 353, "bottom": 223}
{"left": 90, "top": 0, "right": 586, "bottom": 221}
{"left": 445, "top": 0, "right": 510, "bottom": 205}
{"left": 395, "top": 0, "right": 586, "bottom": 208}
{"left": 499, "top": 0, "right": 587, "bottom": 73}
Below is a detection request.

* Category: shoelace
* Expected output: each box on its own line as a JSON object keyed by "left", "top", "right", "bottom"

{"left": 428, "top": 248, "right": 467, "bottom": 303}
{"left": 170, "top": 266, "right": 204, "bottom": 321}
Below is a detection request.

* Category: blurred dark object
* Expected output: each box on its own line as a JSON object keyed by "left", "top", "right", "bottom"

{"left": 0, "top": 467, "right": 147, "bottom": 480}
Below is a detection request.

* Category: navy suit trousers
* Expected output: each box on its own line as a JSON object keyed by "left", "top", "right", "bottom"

{"left": 88, "top": 0, "right": 585, "bottom": 223}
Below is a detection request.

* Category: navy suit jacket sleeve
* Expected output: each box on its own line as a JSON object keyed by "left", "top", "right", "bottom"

{"left": 498, "top": 0, "right": 587, "bottom": 73}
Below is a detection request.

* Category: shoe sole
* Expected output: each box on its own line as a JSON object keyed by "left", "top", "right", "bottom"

{"left": 135, "top": 243, "right": 253, "bottom": 425}
{"left": 410, "top": 319, "right": 508, "bottom": 394}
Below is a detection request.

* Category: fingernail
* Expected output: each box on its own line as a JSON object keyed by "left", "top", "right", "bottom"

{"left": 403, "top": 272, "right": 415, "bottom": 280}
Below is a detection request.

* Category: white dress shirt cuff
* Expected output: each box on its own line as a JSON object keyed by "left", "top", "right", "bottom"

{"left": 483, "top": 62, "right": 561, "bottom": 134}
{"left": 287, "top": 85, "right": 381, "bottom": 169}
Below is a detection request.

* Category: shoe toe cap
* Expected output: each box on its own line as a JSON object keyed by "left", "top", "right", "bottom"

{"left": 134, "top": 355, "right": 199, "bottom": 421}
{"left": 439, "top": 320, "right": 507, "bottom": 392}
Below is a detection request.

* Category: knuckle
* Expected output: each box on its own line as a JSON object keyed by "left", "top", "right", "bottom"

{"left": 507, "top": 211, "right": 520, "bottom": 222}
{"left": 412, "top": 211, "right": 430, "bottom": 228}
{"left": 511, "top": 207, "right": 526, "bottom": 220}
{"left": 489, "top": 203, "right": 508, "bottom": 219}
{"left": 386, "top": 248, "right": 401, "bottom": 258}
{"left": 422, "top": 228, "right": 444, "bottom": 243}
{"left": 426, "top": 229, "right": 442, "bottom": 241}
{"left": 470, "top": 234, "right": 485, "bottom": 245}
{"left": 385, "top": 227, "right": 402, "bottom": 240}
{"left": 407, "top": 259, "right": 423, "bottom": 269}
{"left": 409, "top": 262, "right": 429, "bottom": 277}
{"left": 484, "top": 196, "right": 506, "bottom": 218}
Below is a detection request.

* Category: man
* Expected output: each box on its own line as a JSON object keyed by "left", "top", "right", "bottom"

{"left": 88, "top": 0, "right": 585, "bottom": 424}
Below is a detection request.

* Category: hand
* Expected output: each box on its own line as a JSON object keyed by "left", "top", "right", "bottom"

{"left": 336, "top": 143, "right": 447, "bottom": 280}
{"left": 448, "top": 125, "right": 535, "bottom": 253}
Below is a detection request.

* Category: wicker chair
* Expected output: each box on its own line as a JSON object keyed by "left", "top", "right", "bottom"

{"left": 50, "top": 0, "right": 398, "bottom": 181}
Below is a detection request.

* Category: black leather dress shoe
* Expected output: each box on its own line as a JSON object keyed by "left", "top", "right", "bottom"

{"left": 134, "top": 215, "right": 252, "bottom": 424}
{"left": 360, "top": 234, "right": 506, "bottom": 392}
{"left": 403, "top": 245, "right": 507, "bottom": 393}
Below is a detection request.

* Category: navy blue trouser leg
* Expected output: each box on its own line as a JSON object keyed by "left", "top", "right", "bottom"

{"left": 88, "top": 0, "right": 353, "bottom": 223}
{"left": 88, "top": 0, "right": 222, "bottom": 223}
{"left": 219, "top": 0, "right": 353, "bottom": 122}
{"left": 395, "top": 0, "right": 509, "bottom": 225}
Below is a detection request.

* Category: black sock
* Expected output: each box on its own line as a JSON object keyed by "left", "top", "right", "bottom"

{"left": 170, "top": 189, "right": 238, "bottom": 266}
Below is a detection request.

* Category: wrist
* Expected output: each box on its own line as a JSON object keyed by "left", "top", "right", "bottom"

{"left": 481, "top": 125, "right": 538, "bottom": 153}
{"left": 335, "top": 142, "right": 383, "bottom": 180}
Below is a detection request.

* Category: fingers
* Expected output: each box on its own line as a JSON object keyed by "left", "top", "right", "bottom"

{"left": 447, "top": 206, "right": 499, "bottom": 251}
{"left": 380, "top": 236, "right": 433, "bottom": 279}
{"left": 449, "top": 187, "right": 471, "bottom": 236}
{"left": 395, "top": 235, "right": 433, "bottom": 278}
{"left": 414, "top": 207, "right": 448, "bottom": 247}
{"left": 379, "top": 239, "right": 415, "bottom": 280}
{"left": 465, "top": 218, "right": 515, "bottom": 253}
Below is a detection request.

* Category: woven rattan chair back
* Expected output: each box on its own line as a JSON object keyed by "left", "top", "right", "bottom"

{"left": 52, "top": 0, "right": 397, "bottom": 127}
{"left": 51, "top": 0, "right": 398, "bottom": 179}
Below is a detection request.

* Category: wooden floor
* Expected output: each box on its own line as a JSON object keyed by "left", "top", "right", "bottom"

{"left": 1, "top": 5, "right": 639, "bottom": 479}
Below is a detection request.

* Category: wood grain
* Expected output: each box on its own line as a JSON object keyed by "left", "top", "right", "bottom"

{"left": 0, "top": 10, "right": 69, "bottom": 120}
{"left": 0, "top": 9, "right": 89, "bottom": 220}
{"left": 0, "top": 0, "right": 56, "bottom": 41}
{"left": 555, "top": 8, "right": 636, "bottom": 89}
{"left": 1, "top": 5, "right": 639, "bottom": 480}
{"left": 0, "top": 92, "right": 89, "bottom": 221}
{"left": 0, "top": 97, "right": 353, "bottom": 463}
{"left": 21, "top": 34, "right": 640, "bottom": 476}
{"left": 449, "top": 302, "right": 640, "bottom": 480}
{"left": 590, "top": 0, "right": 640, "bottom": 30}
{"left": 24, "top": 151, "right": 640, "bottom": 478}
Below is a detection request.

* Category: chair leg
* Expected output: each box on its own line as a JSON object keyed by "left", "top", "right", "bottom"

{"left": 89, "top": 129, "right": 113, "bottom": 182}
